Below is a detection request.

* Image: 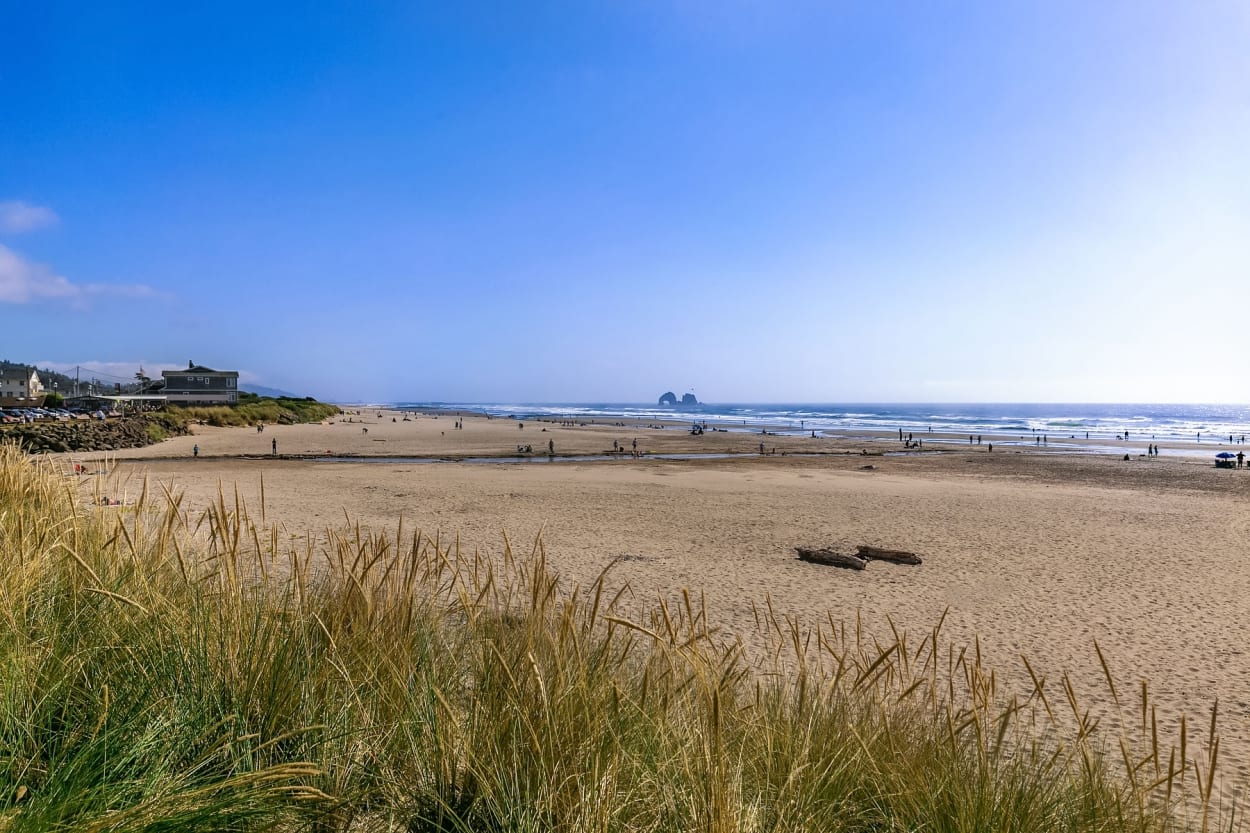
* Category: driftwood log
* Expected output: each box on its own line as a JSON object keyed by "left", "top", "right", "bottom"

{"left": 856, "top": 545, "right": 923, "bottom": 565}
{"left": 795, "top": 547, "right": 867, "bottom": 570}
{"left": 796, "top": 545, "right": 923, "bottom": 570}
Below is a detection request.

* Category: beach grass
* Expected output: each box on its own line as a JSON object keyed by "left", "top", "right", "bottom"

{"left": 160, "top": 395, "right": 339, "bottom": 429}
{"left": 0, "top": 444, "right": 1232, "bottom": 831}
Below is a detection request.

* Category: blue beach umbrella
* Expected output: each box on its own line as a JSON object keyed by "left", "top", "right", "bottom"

{"left": 1215, "top": 452, "right": 1236, "bottom": 458}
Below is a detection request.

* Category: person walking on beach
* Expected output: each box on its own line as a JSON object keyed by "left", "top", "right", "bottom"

{"left": 548, "top": 439, "right": 554, "bottom": 455}
{"left": 272, "top": 438, "right": 277, "bottom": 456}
{"left": 193, "top": 444, "right": 199, "bottom": 458}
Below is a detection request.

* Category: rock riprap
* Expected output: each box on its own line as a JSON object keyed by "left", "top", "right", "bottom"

{"left": 0, "top": 416, "right": 190, "bottom": 454}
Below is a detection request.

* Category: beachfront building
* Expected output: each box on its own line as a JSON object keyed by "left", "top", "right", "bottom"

{"left": 161, "top": 362, "right": 239, "bottom": 405}
{"left": 0, "top": 365, "right": 44, "bottom": 406}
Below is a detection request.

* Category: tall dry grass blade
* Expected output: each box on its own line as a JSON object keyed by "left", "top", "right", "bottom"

{"left": 1094, "top": 640, "right": 1120, "bottom": 710}
{"left": 1151, "top": 705, "right": 1161, "bottom": 782}
{"left": 1201, "top": 701, "right": 1220, "bottom": 833}
{"left": 1181, "top": 714, "right": 1188, "bottom": 784}
{"left": 1165, "top": 747, "right": 1177, "bottom": 811}
{"left": 82, "top": 586, "right": 150, "bottom": 614}
{"left": 1021, "top": 655, "right": 1055, "bottom": 724}
{"left": 762, "top": 595, "right": 783, "bottom": 641}
{"left": 852, "top": 644, "right": 897, "bottom": 694}
{"left": 1120, "top": 737, "right": 1145, "bottom": 822}
{"left": 63, "top": 542, "right": 104, "bottom": 585}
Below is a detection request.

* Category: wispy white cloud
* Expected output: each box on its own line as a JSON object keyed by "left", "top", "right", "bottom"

{"left": 0, "top": 200, "right": 60, "bottom": 234}
{"left": 0, "top": 244, "right": 164, "bottom": 305}
{"left": 0, "top": 245, "right": 77, "bottom": 302}
{"left": 82, "top": 282, "right": 164, "bottom": 300}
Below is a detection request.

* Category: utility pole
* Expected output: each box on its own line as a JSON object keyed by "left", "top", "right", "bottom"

{"left": 75, "top": 366, "right": 80, "bottom": 398}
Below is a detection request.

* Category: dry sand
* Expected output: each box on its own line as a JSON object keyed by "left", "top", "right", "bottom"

{"left": 75, "top": 408, "right": 1250, "bottom": 802}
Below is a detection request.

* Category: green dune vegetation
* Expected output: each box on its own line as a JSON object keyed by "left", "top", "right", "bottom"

{"left": 0, "top": 444, "right": 1231, "bottom": 831}
{"left": 166, "top": 393, "right": 340, "bottom": 428}
{"left": 0, "top": 396, "right": 338, "bottom": 454}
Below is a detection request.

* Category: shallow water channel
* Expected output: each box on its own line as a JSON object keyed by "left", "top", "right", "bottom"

{"left": 308, "top": 452, "right": 764, "bottom": 465}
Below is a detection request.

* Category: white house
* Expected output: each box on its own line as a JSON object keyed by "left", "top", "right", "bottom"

{"left": 0, "top": 366, "right": 44, "bottom": 406}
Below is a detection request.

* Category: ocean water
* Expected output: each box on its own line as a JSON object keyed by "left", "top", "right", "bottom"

{"left": 390, "top": 402, "right": 1250, "bottom": 445}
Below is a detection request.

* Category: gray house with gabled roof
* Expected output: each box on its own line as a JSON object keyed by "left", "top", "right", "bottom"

{"left": 161, "top": 361, "right": 239, "bottom": 405}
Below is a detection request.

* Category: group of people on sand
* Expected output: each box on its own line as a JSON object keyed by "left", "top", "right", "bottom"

{"left": 612, "top": 438, "right": 641, "bottom": 457}
{"left": 514, "top": 439, "right": 555, "bottom": 455}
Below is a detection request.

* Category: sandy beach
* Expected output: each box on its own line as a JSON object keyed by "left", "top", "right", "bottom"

{"left": 73, "top": 408, "right": 1250, "bottom": 803}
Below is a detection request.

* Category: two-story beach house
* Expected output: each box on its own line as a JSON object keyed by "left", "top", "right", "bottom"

{"left": 161, "top": 362, "right": 239, "bottom": 405}
{"left": 0, "top": 366, "right": 45, "bottom": 406}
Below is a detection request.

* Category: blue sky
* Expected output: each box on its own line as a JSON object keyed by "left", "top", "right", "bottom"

{"left": 2, "top": 2, "right": 1248, "bottom": 403}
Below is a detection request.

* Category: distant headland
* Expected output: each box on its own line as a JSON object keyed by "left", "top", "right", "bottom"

{"left": 658, "top": 391, "right": 699, "bottom": 407}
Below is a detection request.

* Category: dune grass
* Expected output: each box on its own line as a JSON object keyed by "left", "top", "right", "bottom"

{"left": 160, "top": 396, "right": 339, "bottom": 429}
{"left": 0, "top": 444, "right": 1235, "bottom": 831}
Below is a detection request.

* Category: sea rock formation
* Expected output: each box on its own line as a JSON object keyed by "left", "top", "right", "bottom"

{"left": 658, "top": 391, "right": 699, "bottom": 407}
